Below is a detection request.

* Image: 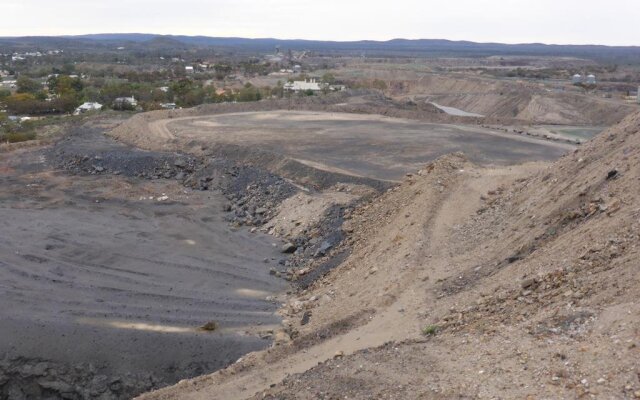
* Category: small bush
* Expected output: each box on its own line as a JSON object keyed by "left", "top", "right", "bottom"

{"left": 422, "top": 324, "right": 439, "bottom": 336}
{"left": 3, "top": 131, "right": 37, "bottom": 143}
{"left": 199, "top": 321, "right": 218, "bottom": 332}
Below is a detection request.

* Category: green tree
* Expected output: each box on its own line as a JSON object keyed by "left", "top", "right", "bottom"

{"left": 178, "top": 88, "right": 206, "bottom": 107}
{"left": 34, "top": 91, "right": 48, "bottom": 101}
{"left": 322, "top": 73, "right": 336, "bottom": 84}
{"left": 237, "top": 85, "right": 261, "bottom": 102}
{"left": 55, "top": 95, "right": 81, "bottom": 113}
{"left": 48, "top": 75, "right": 83, "bottom": 96}
{"left": 170, "top": 79, "right": 196, "bottom": 96}
{"left": 372, "top": 79, "right": 387, "bottom": 91}
{"left": 81, "top": 86, "right": 101, "bottom": 102}
{"left": 214, "top": 64, "right": 232, "bottom": 80}
{"left": 270, "top": 81, "right": 284, "bottom": 98}
{"left": 61, "top": 63, "right": 76, "bottom": 75}
{"left": 173, "top": 65, "right": 186, "bottom": 78}
{"left": 16, "top": 76, "right": 42, "bottom": 94}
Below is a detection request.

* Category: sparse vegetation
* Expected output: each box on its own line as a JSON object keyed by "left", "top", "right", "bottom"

{"left": 422, "top": 325, "right": 439, "bottom": 336}
{"left": 2, "top": 130, "right": 36, "bottom": 143}
{"left": 199, "top": 321, "right": 218, "bottom": 332}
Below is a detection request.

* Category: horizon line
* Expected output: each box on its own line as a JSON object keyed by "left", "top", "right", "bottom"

{"left": 0, "top": 32, "right": 638, "bottom": 48}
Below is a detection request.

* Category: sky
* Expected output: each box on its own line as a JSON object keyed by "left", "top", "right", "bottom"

{"left": 2, "top": 0, "right": 639, "bottom": 46}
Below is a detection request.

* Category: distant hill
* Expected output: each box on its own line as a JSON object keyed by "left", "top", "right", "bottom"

{"left": 1, "top": 33, "right": 640, "bottom": 61}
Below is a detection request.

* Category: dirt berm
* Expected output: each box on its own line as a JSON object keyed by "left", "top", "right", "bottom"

{"left": 137, "top": 109, "right": 640, "bottom": 399}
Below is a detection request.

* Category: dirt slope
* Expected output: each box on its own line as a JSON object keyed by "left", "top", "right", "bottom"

{"left": 374, "top": 72, "right": 637, "bottom": 125}
{"left": 254, "top": 110, "right": 640, "bottom": 399}
{"left": 138, "top": 110, "right": 640, "bottom": 399}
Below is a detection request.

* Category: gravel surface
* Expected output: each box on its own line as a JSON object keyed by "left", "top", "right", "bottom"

{"left": 0, "top": 122, "right": 292, "bottom": 399}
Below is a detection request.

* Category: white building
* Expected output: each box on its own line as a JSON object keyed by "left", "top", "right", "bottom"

{"left": 1, "top": 80, "right": 17, "bottom": 89}
{"left": 586, "top": 74, "right": 596, "bottom": 85}
{"left": 329, "top": 84, "right": 347, "bottom": 92}
{"left": 74, "top": 102, "right": 103, "bottom": 115}
{"left": 185, "top": 66, "right": 194, "bottom": 74}
{"left": 283, "top": 79, "right": 326, "bottom": 93}
{"left": 572, "top": 74, "right": 582, "bottom": 85}
{"left": 113, "top": 96, "right": 138, "bottom": 109}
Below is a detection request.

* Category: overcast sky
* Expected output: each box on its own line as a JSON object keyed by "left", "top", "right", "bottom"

{"left": 2, "top": 0, "right": 639, "bottom": 46}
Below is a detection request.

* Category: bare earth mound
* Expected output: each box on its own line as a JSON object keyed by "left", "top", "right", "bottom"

{"left": 139, "top": 111, "right": 640, "bottom": 399}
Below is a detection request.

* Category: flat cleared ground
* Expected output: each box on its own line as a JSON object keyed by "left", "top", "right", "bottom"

{"left": 153, "top": 111, "right": 573, "bottom": 181}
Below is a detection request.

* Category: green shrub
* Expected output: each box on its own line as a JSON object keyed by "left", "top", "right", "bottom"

{"left": 422, "top": 324, "right": 439, "bottom": 336}
{"left": 3, "top": 131, "right": 37, "bottom": 143}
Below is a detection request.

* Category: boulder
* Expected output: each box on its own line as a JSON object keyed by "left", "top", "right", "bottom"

{"left": 281, "top": 242, "right": 297, "bottom": 253}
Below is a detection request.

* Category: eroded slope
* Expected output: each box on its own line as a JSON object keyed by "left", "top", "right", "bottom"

{"left": 140, "top": 111, "right": 640, "bottom": 399}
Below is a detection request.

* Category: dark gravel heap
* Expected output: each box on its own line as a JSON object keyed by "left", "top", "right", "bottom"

{"left": 0, "top": 356, "right": 163, "bottom": 400}
{"left": 48, "top": 130, "right": 378, "bottom": 286}
{"left": 186, "top": 158, "right": 298, "bottom": 228}
{"left": 46, "top": 126, "right": 199, "bottom": 179}
{"left": 272, "top": 203, "right": 354, "bottom": 281}
{"left": 48, "top": 131, "right": 298, "bottom": 230}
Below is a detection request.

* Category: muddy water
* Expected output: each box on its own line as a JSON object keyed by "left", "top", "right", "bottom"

{"left": 0, "top": 138, "right": 287, "bottom": 399}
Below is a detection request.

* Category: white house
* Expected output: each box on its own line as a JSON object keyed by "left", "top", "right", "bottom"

{"left": 283, "top": 79, "right": 326, "bottom": 93}
{"left": 8, "top": 116, "right": 32, "bottom": 123}
{"left": 329, "top": 84, "right": 347, "bottom": 92}
{"left": 113, "top": 96, "right": 138, "bottom": 109}
{"left": 1, "top": 80, "right": 17, "bottom": 89}
{"left": 74, "top": 102, "right": 103, "bottom": 115}
{"left": 185, "top": 66, "right": 194, "bottom": 74}
{"left": 572, "top": 74, "right": 582, "bottom": 85}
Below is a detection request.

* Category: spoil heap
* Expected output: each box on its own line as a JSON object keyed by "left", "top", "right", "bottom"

{"left": 141, "top": 112, "right": 640, "bottom": 399}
